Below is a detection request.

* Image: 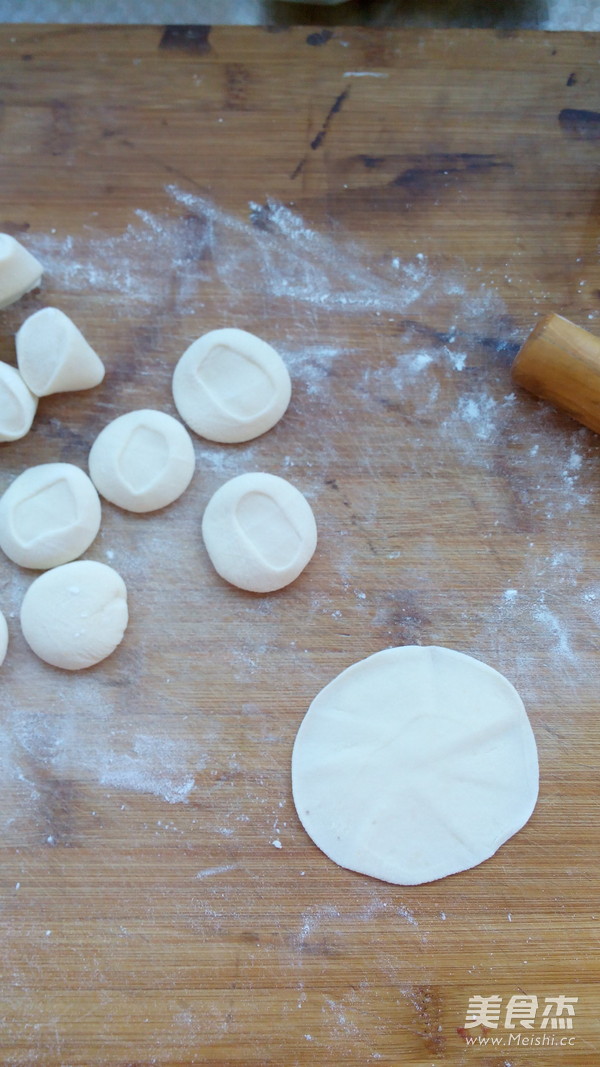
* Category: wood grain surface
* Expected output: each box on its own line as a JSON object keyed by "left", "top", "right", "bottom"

{"left": 0, "top": 24, "right": 599, "bottom": 1066}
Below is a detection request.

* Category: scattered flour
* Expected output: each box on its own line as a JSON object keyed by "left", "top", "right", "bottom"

{"left": 98, "top": 734, "right": 200, "bottom": 804}
{"left": 397, "top": 905, "right": 419, "bottom": 928}
{"left": 196, "top": 864, "right": 238, "bottom": 880}
{"left": 0, "top": 187, "right": 595, "bottom": 845}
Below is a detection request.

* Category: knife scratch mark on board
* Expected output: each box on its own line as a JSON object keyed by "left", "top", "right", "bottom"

{"left": 310, "top": 87, "right": 350, "bottom": 151}
{"left": 291, "top": 87, "right": 351, "bottom": 180}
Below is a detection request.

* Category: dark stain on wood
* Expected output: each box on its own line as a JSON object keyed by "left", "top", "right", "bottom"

{"left": 225, "top": 63, "right": 251, "bottom": 109}
{"left": 566, "top": 72, "right": 578, "bottom": 86}
{"left": 0, "top": 220, "right": 30, "bottom": 234}
{"left": 249, "top": 202, "right": 276, "bottom": 232}
{"left": 290, "top": 157, "right": 306, "bottom": 181}
{"left": 379, "top": 591, "right": 431, "bottom": 644}
{"left": 396, "top": 317, "right": 454, "bottom": 347}
{"left": 239, "top": 930, "right": 261, "bottom": 945}
{"left": 159, "top": 25, "right": 212, "bottom": 55}
{"left": 361, "top": 154, "right": 386, "bottom": 168}
{"left": 176, "top": 211, "right": 214, "bottom": 262}
{"left": 396, "top": 317, "right": 520, "bottom": 362}
{"left": 392, "top": 153, "right": 513, "bottom": 192}
{"left": 475, "top": 332, "right": 520, "bottom": 360}
{"left": 46, "top": 99, "right": 74, "bottom": 157}
{"left": 306, "top": 30, "right": 333, "bottom": 47}
{"left": 131, "top": 324, "right": 164, "bottom": 358}
{"left": 291, "top": 89, "right": 351, "bottom": 177}
{"left": 30, "top": 775, "right": 79, "bottom": 848}
{"left": 559, "top": 107, "right": 600, "bottom": 140}
{"left": 298, "top": 938, "right": 340, "bottom": 958}
{"left": 310, "top": 87, "right": 350, "bottom": 151}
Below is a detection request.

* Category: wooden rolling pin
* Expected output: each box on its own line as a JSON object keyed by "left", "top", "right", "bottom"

{"left": 512, "top": 313, "right": 600, "bottom": 434}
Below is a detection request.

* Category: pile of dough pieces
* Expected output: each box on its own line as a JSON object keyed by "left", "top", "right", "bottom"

{"left": 0, "top": 235, "right": 317, "bottom": 671}
{"left": 1, "top": 235, "right": 539, "bottom": 889}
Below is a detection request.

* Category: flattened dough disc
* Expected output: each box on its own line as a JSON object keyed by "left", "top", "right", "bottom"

{"left": 292, "top": 645, "right": 539, "bottom": 885}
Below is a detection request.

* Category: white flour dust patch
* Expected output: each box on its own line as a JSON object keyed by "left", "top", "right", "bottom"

{"left": 478, "top": 547, "right": 584, "bottom": 699}
{"left": 24, "top": 185, "right": 435, "bottom": 323}
{"left": 10, "top": 189, "right": 599, "bottom": 819}
{"left": 97, "top": 734, "right": 201, "bottom": 804}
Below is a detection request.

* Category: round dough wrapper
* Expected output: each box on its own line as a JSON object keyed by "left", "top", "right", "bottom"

{"left": 0, "top": 610, "right": 8, "bottom": 667}
{"left": 172, "top": 327, "right": 291, "bottom": 443}
{"left": 0, "top": 362, "right": 37, "bottom": 442}
{"left": 202, "top": 472, "right": 317, "bottom": 593}
{"left": 292, "top": 646, "right": 539, "bottom": 885}
{"left": 16, "top": 307, "right": 105, "bottom": 397}
{"left": 20, "top": 560, "right": 128, "bottom": 670}
{"left": 89, "top": 409, "right": 195, "bottom": 513}
{"left": 0, "top": 233, "right": 43, "bottom": 309}
{"left": 0, "top": 462, "right": 102, "bottom": 569}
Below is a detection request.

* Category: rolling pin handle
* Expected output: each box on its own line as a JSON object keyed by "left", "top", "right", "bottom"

{"left": 511, "top": 313, "right": 600, "bottom": 435}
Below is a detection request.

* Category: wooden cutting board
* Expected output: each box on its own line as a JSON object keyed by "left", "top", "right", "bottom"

{"left": 0, "top": 24, "right": 599, "bottom": 1065}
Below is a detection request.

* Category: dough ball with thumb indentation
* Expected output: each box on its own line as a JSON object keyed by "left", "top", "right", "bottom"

{"left": 88, "top": 409, "right": 195, "bottom": 513}
{"left": 202, "top": 472, "right": 317, "bottom": 593}
{"left": 172, "top": 328, "right": 291, "bottom": 444}
{"left": 0, "top": 462, "right": 101, "bottom": 570}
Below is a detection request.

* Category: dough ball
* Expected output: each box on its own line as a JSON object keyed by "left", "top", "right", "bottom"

{"left": 0, "top": 362, "right": 37, "bottom": 442}
{"left": 88, "top": 409, "right": 195, "bottom": 513}
{"left": 0, "top": 462, "right": 102, "bottom": 569}
{"left": 20, "top": 560, "right": 128, "bottom": 670}
{"left": 292, "top": 646, "right": 539, "bottom": 885}
{"left": 202, "top": 472, "right": 317, "bottom": 593}
{"left": 16, "top": 307, "right": 105, "bottom": 397}
{"left": 0, "top": 234, "right": 43, "bottom": 309}
{"left": 172, "top": 327, "right": 291, "bottom": 443}
{"left": 0, "top": 610, "right": 8, "bottom": 667}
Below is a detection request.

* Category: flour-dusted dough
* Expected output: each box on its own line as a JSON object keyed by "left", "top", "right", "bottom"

{"left": 88, "top": 409, "right": 195, "bottom": 513}
{"left": 0, "top": 462, "right": 102, "bottom": 569}
{"left": 16, "top": 307, "right": 105, "bottom": 397}
{"left": 202, "top": 472, "right": 317, "bottom": 593}
{"left": 292, "top": 646, "right": 539, "bottom": 885}
{"left": 172, "top": 327, "right": 291, "bottom": 443}
{"left": 0, "top": 610, "right": 8, "bottom": 667}
{"left": 0, "top": 362, "right": 37, "bottom": 442}
{"left": 0, "top": 234, "right": 43, "bottom": 309}
{"left": 20, "top": 560, "right": 128, "bottom": 670}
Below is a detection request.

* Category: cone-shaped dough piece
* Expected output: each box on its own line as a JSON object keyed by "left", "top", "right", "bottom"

{"left": 0, "top": 234, "right": 43, "bottom": 309}
{"left": 16, "top": 307, "right": 105, "bottom": 397}
{"left": 0, "top": 362, "right": 37, "bottom": 442}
